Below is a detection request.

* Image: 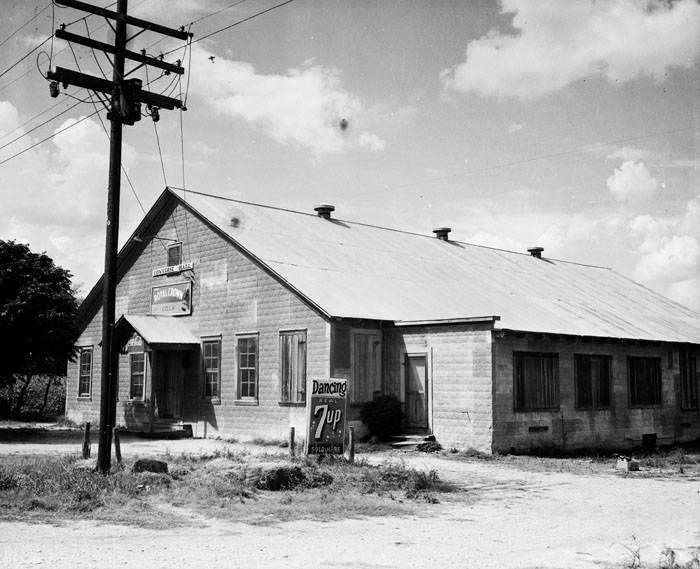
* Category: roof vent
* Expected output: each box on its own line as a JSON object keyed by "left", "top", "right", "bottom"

{"left": 433, "top": 227, "right": 451, "bottom": 241}
{"left": 527, "top": 247, "right": 544, "bottom": 258}
{"left": 314, "top": 204, "right": 335, "bottom": 220}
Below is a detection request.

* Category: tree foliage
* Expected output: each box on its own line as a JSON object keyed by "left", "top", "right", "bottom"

{"left": 0, "top": 240, "right": 80, "bottom": 388}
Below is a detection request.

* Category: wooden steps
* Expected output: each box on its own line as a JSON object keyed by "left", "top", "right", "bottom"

{"left": 390, "top": 433, "right": 435, "bottom": 449}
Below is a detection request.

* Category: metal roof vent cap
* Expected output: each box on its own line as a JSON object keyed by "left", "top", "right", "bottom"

{"left": 314, "top": 204, "right": 335, "bottom": 220}
{"left": 433, "top": 227, "right": 451, "bottom": 241}
{"left": 527, "top": 247, "right": 544, "bottom": 258}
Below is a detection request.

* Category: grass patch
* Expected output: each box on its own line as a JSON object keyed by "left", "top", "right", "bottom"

{"left": 0, "top": 451, "right": 453, "bottom": 527}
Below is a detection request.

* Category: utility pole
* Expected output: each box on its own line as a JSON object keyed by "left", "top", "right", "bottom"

{"left": 47, "top": 0, "right": 190, "bottom": 473}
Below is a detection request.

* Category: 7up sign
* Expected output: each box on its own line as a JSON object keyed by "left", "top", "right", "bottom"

{"left": 306, "top": 378, "right": 347, "bottom": 455}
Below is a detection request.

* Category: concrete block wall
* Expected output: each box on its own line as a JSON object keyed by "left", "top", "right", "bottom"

{"left": 383, "top": 323, "right": 494, "bottom": 452}
{"left": 492, "top": 332, "right": 700, "bottom": 453}
{"left": 66, "top": 202, "right": 330, "bottom": 443}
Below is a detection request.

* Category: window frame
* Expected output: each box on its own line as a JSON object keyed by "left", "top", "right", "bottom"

{"left": 236, "top": 334, "right": 259, "bottom": 401}
{"left": 129, "top": 352, "right": 146, "bottom": 401}
{"left": 167, "top": 242, "right": 182, "bottom": 267}
{"left": 513, "top": 351, "right": 560, "bottom": 412}
{"left": 279, "top": 329, "right": 307, "bottom": 405}
{"left": 628, "top": 356, "right": 662, "bottom": 407}
{"left": 202, "top": 337, "right": 222, "bottom": 401}
{"left": 77, "top": 346, "right": 93, "bottom": 399}
{"left": 574, "top": 354, "right": 612, "bottom": 410}
{"left": 679, "top": 350, "right": 698, "bottom": 411}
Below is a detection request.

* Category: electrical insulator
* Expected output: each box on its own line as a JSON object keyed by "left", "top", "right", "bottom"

{"left": 49, "top": 81, "right": 60, "bottom": 98}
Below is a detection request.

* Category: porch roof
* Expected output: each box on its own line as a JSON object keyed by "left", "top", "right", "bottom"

{"left": 115, "top": 314, "right": 199, "bottom": 346}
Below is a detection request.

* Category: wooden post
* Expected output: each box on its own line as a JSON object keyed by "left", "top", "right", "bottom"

{"left": 347, "top": 425, "right": 355, "bottom": 464}
{"left": 82, "top": 422, "right": 91, "bottom": 459}
{"left": 289, "top": 426, "right": 295, "bottom": 459}
{"left": 113, "top": 426, "right": 122, "bottom": 464}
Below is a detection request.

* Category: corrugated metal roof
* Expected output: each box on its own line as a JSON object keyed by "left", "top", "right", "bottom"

{"left": 118, "top": 314, "right": 199, "bottom": 345}
{"left": 180, "top": 190, "right": 700, "bottom": 344}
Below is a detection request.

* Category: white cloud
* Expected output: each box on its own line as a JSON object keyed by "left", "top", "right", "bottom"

{"left": 507, "top": 122, "right": 523, "bottom": 134}
{"left": 441, "top": 0, "right": 700, "bottom": 100}
{"left": 190, "top": 47, "right": 386, "bottom": 157}
{"left": 667, "top": 278, "right": 700, "bottom": 311}
{"left": 628, "top": 196, "right": 700, "bottom": 310}
{"left": 358, "top": 132, "right": 386, "bottom": 152}
{"left": 0, "top": 103, "right": 139, "bottom": 293}
{"left": 634, "top": 234, "right": 700, "bottom": 283}
{"left": 605, "top": 146, "right": 650, "bottom": 162}
{"left": 606, "top": 160, "right": 658, "bottom": 203}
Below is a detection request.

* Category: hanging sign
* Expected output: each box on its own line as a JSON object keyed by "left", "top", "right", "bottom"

{"left": 152, "top": 261, "right": 194, "bottom": 277}
{"left": 306, "top": 378, "right": 347, "bottom": 455}
{"left": 150, "top": 281, "right": 191, "bottom": 316}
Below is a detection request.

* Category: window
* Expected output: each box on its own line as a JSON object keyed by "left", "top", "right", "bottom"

{"left": 203, "top": 339, "right": 221, "bottom": 398}
{"left": 575, "top": 354, "right": 611, "bottom": 409}
{"left": 129, "top": 352, "right": 146, "bottom": 400}
{"left": 350, "top": 332, "right": 382, "bottom": 404}
{"left": 167, "top": 242, "right": 182, "bottom": 266}
{"left": 680, "top": 351, "right": 698, "bottom": 410}
{"left": 628, "top": 356, "right": 661, "bottom": 406}
{"left": 280, "top": 330, "right": 306, "bottom": 403}
{"left": 237, "top": 336, "right": 258, "bottom": 399}
{"left": 78, "top": 347, "right": 92, "bottom": 398}
{"left": 514, "top": 352, "right": 559, "bottom": 411}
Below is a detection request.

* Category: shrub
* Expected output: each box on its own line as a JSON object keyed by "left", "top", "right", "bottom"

{"left": 360, "top": 394, "right": 403, "bottom": 440}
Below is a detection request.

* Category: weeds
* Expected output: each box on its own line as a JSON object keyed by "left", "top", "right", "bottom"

{"left": 0, "top": 452, "right": 449, "bottom": 525}
{"left": 622, "top": 538, "right": 700, "bottom": 569}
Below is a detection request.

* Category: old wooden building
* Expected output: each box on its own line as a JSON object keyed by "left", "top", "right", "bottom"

{"left": 66, "top": 188, "right": 700, "bottom": 452}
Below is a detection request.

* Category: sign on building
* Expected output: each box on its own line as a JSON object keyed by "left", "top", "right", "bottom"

{"left": 152, "top": 261, "right": 194, "bottom": 277}
{"left": 306, "top": 378, "right": 347, "bottom": 455}
{"left": 150, "top": 281, "right": 192, "bottom": 316}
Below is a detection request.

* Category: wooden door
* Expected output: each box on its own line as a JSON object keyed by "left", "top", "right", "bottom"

{"left": 157, "top": 352, "right": 184, "bottom": 419}
{"left": 405, "top": 354, "right": 428, "bottom": 430}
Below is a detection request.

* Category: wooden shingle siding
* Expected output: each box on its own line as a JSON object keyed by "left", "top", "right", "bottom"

{"left": 66, "top": 203, "right": 329, "bottom": 442}
{"left": 492, "top": 333, "right": 700, "bottom": 453}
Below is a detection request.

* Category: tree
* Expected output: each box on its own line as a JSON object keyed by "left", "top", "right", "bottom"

{"left": 0, "top": 240, "right": 79, "bottom": 416}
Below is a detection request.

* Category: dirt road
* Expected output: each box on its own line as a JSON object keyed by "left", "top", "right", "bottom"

{"left": 1, "top": 434, "right": 699, "bottom": 569}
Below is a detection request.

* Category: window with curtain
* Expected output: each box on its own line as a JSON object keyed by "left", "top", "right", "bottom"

{"left": 514, "top": 352, "right": 559, "bottom": 411}
{"left": 575, "top": 354, "right": 611, "bottom": 409}
{"left": 679, "top": 351, "right": 697, "bottom": 410}
{"left": 628, "top": 356, "right": 661, "bottom": 406}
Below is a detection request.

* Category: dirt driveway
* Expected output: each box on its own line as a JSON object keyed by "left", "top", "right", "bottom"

{"left": 1, "top": 432, "right": 699, "bottom": 569}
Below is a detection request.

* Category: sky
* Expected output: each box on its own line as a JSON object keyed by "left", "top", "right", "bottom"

{"left": 0, "top": 0, "right": 698, "bottom": 310}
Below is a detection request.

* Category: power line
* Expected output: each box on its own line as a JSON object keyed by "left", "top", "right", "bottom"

{"left": 160, "top": 0, "right": 295, "bottom": 59}
{"left": 0, "top": 96, "right": 71, "bottom": 141}
{"left": 189, "top": 0, "right": 250, "bottom": 26}
{"left": 0, "top": 2, "right": 52, "bottom": 50}
{"left": 0, "top": 110, "right": 99, "bottom": 167}
{"left": 65, "top": 27, "right": 147, "bottom": 216}
{"left": 0, "top": 35, "right": 53, "bottom": 81}
{"left": 153, "top": 120, "right": 168, "bottom": 186}
{"left": 350, "top": 125, "right": 696, "bottom": 200}
{"left": 193, "top": 0, "right": 295, "bottom": 45}
{"left": 0, "top": 99, "right": 82, "bottom": 153}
